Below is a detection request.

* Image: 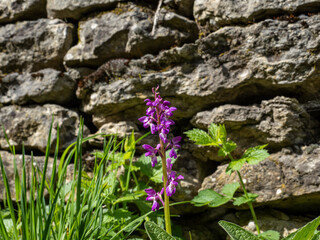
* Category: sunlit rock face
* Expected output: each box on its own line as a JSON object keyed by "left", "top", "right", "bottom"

{"left": 0, "top": 19, "right": 73, "bottom": 74}
{"left": 0, "top": 0, "right": 320, "bottom": 235}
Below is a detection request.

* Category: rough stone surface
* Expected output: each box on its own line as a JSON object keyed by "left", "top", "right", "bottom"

{"left": 194, "top": 0, "right": 320, "bottom": 30}
{"left": 0, "top": 0, "right": 46, "bottom": 24}
{"left": 88, "top": 121, "right": 140, "bottom": 147}
{"left": 79, "top": 14, "right": 320, "bottom": 127}
{"left": 0, "top": 69, "right": 76, "bottom": 105}
{"left": 191, "top": 96, "right": 319, "bottom": 151}
{"left": 0, "top": 19, "right": 74, "bottom": 74}
{"left": 47, "top": 0, "right": 122, "bottom": 19}
{"left": 201, "top": 143, "right": 320, "bottom": 211}
{"left": 235, "top": 209, "right": 314, "bottom": 237}
{"left": 64, "top": 3, "right": 198, "bottom": 67}
{"left": 0, "top": 151, "right": 54, "bottom": 201}
{"left": 0, "top": 105, "right": 89, "bottom": 153}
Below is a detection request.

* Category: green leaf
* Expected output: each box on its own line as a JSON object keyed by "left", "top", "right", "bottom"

{"left": 184, "top": 129, "right": 214, "bottom": 146}
{"left": 219, "top": 220, "right": 259, "bottom": 240}
{"left": 233, "top": 193, "right": 258, "bottom": 206}
{"left": 226, "top": 158, "right": 246, "bottom": 175}
{"left": 221, "top": 182, "right": 240, "bottom": 198}
{"left": 311, "top": 232, "right": 320, "bottom": 240}
{"left": 259, "top": 230, "right": 280, "bottom": 240}
{"left": 145, "top": 221, "right": 176, "bottom": 240}
{"left": 191, "top": 189, "right": 230, "bottom": 207}
{"left": 218, "top": 141, "right": 237, "bottom": 157}
{"left": 208, "top": 123, "right": 227, "bottom": 144}
{"left": 242, "top": 145, "right": 269, "bottom": 165}
{"left": 291, "top": 216, "right": 320, "bottom": 240}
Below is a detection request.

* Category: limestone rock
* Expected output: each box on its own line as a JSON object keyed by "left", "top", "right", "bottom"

{"left": 235, "top": 209, "right": 314, "bottom": 237}
{"left": 194, "top": 0, "right": 320, "bottom": 30}
{"left": 0, "top": 151, "right": 54, "bottom": 201}
{"left": 200, "top": 143, "right": 320, "bottom": 211}
{"left": 0, "top": 19, "right": 73, "bottom": 74}
{"left": 0, "top": 0, "right": 46, "bottom": 24}
{"left": 88, "top": 121, "right": 140, "bottom": 147}
{"left": 0, "top": 69, "right": 76, "bottom": 105}
{"left": 0, "top": 105, "right": 89, "bottom": 153}
{"left": 79, "top": 15, "right": 320, "bottom": 127}
{"left": 64, "top": 3, "right": 198, "bottom": 67}
{"left": 47, "top": 0, "right": 121, "bottom": 19}
{"left": 191, "top": 97, "right": 319, "bottom": 151}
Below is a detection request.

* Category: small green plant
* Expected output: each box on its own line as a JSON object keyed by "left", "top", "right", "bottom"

{"left": 185, "top": 123, "right": 320, "bottom": 240}
{"left": 0, "top": 118, "right": 166, "bottom": 239}
{"left": 185, "top": 123, "right": 268, "bottom": 234}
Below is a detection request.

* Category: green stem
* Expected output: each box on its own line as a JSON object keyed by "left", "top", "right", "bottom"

{"left": 236, "top": 170, "right": 260, "bottom": 234}
{"left": 227, "top": 153, "right": 260, "bottom": 234}
{"left": 160, "top": 139, "right": 172, "bottom": 235}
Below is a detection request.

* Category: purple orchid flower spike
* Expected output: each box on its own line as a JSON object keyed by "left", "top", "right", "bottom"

{"left": 139, "top": 86, "right": 184, "bottom": 219}
{"left": 145, "top": 188, "right": 165, "bottom": 211}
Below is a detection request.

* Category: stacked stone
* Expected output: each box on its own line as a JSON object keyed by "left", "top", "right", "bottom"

{"left": 1, "top": 0, "right": 320, "bottom": 239}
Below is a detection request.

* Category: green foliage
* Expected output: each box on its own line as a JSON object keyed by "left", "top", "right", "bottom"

{"left": 219, "top": 221, "right": 259, "bottom": 240}
{"left": 191, "top": 183, "right": 239, "bottom": 207}
{"left": 259, "top": 230, "right": 280, "bottom": 240}
{"left": 233, "top": 193, "right": 258, "bottom": 206}
{"left": 184, "top": 128, "right": 214, "bottom": 146}
{"left": 219, "top": 216, "right": 320, "bottom": 240}
{"left": 0, "top": 119, "right": 157, "bottom": 239}
{"left": 145, "top": 221, "right": 176, "bottom": 240}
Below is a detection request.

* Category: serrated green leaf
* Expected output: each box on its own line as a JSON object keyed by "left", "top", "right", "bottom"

{"left": 145, "top": 221, "right": 176, "bottom": 240}
{"left": 242, "top": 145, "right": 269, "bottom": 165}
{"left": 221, "top": 182, "right": 240, "bottom": 198}
{"left": 226, "top": 158, "right": 246, "bottom": 175}
{"left": 259, "top": 230, "right": 280, "bottom": 240}
{"left": 184, "top": 129, "right": 214, "bottom": 146}
{"left": 208, "top": 123, "right": 227, "bottom": 144}
{"left": 113, "top": 191, "right": 146, "bottom": 204}
{"left": 218, "top": 141, "right": 237, "bottom": 157}
{"left": 219, "top": 220, "right": 259, "bottom": 240}
{"left": 291, "top": 216, "right": 320, "bottom": 240}
{"left": 191, "top": 189, "right": 230, "bottom": 207}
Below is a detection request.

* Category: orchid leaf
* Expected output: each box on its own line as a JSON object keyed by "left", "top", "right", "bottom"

{"left": 259, "top": 230, "right": 280, "bottom": 240}
{"left": 145, "top": 221, "right": 176, "bottom": 240}
{"left": 219, "top": 220, "right": 259, "bottom": 240}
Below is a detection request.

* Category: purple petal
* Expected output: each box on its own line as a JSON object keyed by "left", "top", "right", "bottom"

{"left": 151, "top": 200, "right": 160, "bottom": 211}
{"left": 169, "top": 148, "right": 177, "bottom": 159}
{"left": 145, "top": 188, "right": 156, "bottom": 196}
{"left": 142, "top": 144, "right": 154, "bottom": 152}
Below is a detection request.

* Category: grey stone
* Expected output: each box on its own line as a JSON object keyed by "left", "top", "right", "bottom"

{"left": 78, "top": 15, "right": 320, "bottom": 127}
{"left": 0, "top": 0, "right": 46, "bottom": 24}
{"left": 191, "top": 96, "right": 319, "bottom": 151}
{"left": 235, "top": 209, "right": 314, "bottom": 237}
{"left": 194, "top": 0, "right": 320, "bottom": 30}
{"left": 0, "top": 151, "right": 54, "bottom": 201}
{"left": 88, "top": 121, "right": 140, "bottom": 147}
{"left": 0, "top": 69, "right": 76, "bottom": 105}
{"left": 200, "top": 143, "right": 320, "bottom": 211}
{"left": 0, "top": 19, "right": 74, "bottom": 74}
{"left": 64, "top": 3, "right": 198, "bottom": 68}
{"left": 0, "top": 104, "right": 89, "bottom": 153}
{"left": 47, "top": 0, "right": 122, "bottom": 20}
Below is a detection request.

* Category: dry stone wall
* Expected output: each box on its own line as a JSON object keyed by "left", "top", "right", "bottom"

{"left": 1, "top": 0, "right": 320, "bottom": 239}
